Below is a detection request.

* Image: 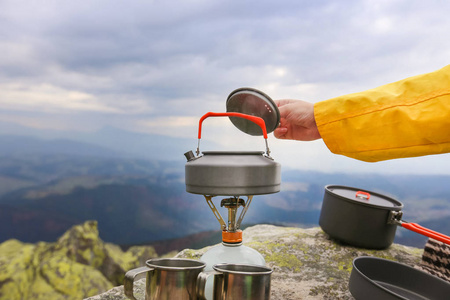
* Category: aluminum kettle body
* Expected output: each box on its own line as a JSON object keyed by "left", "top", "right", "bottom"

{"left": 185, "top": 151, "right": 281, "bottom": 196}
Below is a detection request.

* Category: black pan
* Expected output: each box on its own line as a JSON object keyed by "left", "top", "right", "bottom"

{"left": 349, "top": 257, "right": 450, "bottom": 300}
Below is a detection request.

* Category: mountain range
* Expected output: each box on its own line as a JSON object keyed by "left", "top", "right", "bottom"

{"left": 0, "top": 124, "right": 217, "bottom": 162}
{"left": 0, "top": 133, "right": 449, "bottom": 252}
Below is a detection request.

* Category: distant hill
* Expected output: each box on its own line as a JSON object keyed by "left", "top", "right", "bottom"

{"left": 0, "top": 125, "right": 216, "bottom": 162}
{"left": 0, "top": 150, "right": 449, "bottom": 249}
{"left": 0, "top": 135, "right": 120, "bottom": 157}
{"left": 0, "top": 152, "right": 180, "bottom": 197}
{"left": 0, "top": 179, "right": 210, "bottom": 244}
{"left": 0, "top": 153, "right": 204, "bottom": 244}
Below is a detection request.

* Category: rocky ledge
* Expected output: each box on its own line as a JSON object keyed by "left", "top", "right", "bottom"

{"left": 86, "top": 224, "right": 424, "bottom": 300}
{"left": 0, "top": 221, "right": 159, "bottom": 300}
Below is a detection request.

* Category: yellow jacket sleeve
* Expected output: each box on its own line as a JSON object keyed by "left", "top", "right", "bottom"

{"left": 314, "top": 65, "right": 450, "bottom": 162}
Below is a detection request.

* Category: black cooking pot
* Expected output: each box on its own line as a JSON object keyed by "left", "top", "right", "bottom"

{"left": 319, "top": 185, "right": 450, "bottom": 249}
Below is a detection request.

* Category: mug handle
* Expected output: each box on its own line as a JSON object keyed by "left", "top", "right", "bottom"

{"left": 124, "top": 266, "right": 153, "bottom": 300}
{"left": 196, "top": 270, "right": 222, "bottom": 300}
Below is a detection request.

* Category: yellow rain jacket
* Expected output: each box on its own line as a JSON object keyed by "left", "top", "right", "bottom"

{"left": 314, "top": 65, "right": 450, "bottom": 162}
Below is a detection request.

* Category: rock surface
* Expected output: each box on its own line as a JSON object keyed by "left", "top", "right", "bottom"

{"left": 0, "top": 221, "right": 158, "bottom": 300}
{"left": 87, "top": 225, "right": 423, "bottom": 300}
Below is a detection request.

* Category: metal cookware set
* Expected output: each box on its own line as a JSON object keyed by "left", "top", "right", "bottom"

{"left": 319, "top": 185, "right": 450, "bottom": 299}
{"left": 124, "top": 87, "right": 450, "bottom": 299}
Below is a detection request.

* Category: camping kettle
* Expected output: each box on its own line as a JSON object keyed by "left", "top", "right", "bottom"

{"left": 184, "top": 88, "right": 281, "bottom": 196}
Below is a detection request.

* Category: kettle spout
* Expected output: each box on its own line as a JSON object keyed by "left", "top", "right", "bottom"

{"left": 184, "top": 150, "right": 196, "bottom": 161}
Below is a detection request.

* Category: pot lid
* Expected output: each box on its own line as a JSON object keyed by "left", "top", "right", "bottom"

{"left": 226, "top": 87, "right": 280, "bottom": 136}
{"left": 326, "top": 185, "right": 403, "bottom": 208}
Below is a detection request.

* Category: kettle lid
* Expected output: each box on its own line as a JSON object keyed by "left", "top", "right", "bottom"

{"left": 226, "top": 88, "right": 280, "bottom": 136}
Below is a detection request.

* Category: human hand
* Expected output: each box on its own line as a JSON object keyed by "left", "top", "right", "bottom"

{"left": 273, "top": 99, "right": 321, "bottom": 141}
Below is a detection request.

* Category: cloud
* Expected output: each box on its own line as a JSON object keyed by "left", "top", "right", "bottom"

{"left": 136, "top": 116, "right": 199, "bottom": 137}
{"left": 0, "top": 83, "right": 116, "bottom": 113}
{"left": 3, "top": 1, "right": 449, "bottom": 98}
{"left": 1, "top": 0, "right": 450, "bottom": 173}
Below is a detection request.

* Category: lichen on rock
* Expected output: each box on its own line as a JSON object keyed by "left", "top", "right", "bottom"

{"left": 0, "top": 221, "right": 158, "bottom": 300}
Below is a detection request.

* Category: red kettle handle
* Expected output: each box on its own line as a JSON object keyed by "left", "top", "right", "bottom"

{"left": 198, "top": 112, "right": 268, "bottom": 139}
{"left": 401, "top": 222, "right": 450, "bottom": 245}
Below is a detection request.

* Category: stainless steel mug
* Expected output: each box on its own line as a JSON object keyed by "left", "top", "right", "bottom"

{"left": 197, "top": 263, "right": 273, "bottom": 300}
{"left": 124, "top": 258, "right": 206, "bottom": 300}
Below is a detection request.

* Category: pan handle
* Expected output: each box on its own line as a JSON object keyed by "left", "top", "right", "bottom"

{"left": 196, "top": 112, "right": 270, "bottom": 156}
{"left": 401, "top": 222, "right": 450, "bottom": 245}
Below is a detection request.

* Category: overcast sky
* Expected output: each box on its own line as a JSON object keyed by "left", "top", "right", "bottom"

{"left": 1, "top": 0, "right": 449, "bottom": 174}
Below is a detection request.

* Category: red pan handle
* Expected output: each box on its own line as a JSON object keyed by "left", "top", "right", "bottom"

{"left": 401, "top": 222, "right": 450, "bottom": 245}
{"left": 198, "top": 112, "right": 268, "bottom": 139}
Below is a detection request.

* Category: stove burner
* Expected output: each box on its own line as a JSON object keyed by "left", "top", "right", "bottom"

{"left": 204, "top": 195, "right": 253, "bottom": 243}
